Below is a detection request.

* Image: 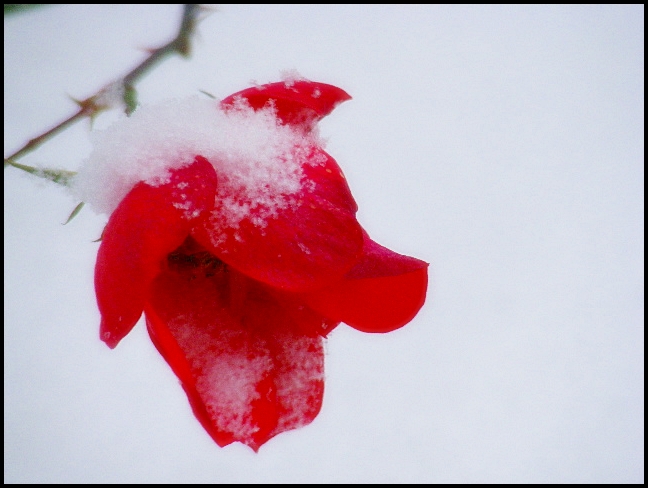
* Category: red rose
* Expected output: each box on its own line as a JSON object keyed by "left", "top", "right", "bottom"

{"left": 94, "top": 80, "right": 428, "bottom": 451}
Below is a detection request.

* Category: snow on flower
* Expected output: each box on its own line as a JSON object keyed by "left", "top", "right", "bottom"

{"left": 75, "top": 79, "right": 429, "bottom": 451}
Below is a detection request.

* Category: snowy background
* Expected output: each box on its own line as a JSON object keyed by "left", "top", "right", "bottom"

{"left": 4, "top": 5, "right": 643, "bottom": 483}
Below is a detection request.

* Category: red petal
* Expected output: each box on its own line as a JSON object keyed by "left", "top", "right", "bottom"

{"left": 192, "top": 147, "right": 363, "bottom": 292}
{"left": 221, "top": 80, "right": 351, "bottom": 131}
{"left": 145, "top": 257, "right": 325, "bottom": 451}
{"left": 272, "top": 291, "right": 341, "bottom": 338}
{"left": 303, "top": 233, "right": 429, "bottom": 333}
{"left": 95, "top": 156, "right": 217, "bottom": 348}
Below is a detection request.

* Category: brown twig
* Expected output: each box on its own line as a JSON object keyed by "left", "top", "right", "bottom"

{"left": 4, "top": 4, "right": 204, "bottom": 173}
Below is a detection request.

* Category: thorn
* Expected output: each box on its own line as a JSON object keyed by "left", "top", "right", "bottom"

{"left": 92, "top": 224, "right": 107, "bottom": 243}
{"left": 135, "top": 45, "right": 158, "bottom": 55}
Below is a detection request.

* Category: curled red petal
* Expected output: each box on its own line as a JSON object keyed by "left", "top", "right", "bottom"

{"left": 302, "top": 233, "right": 429, "bottom": 333}
{"left": 95, "top": 156, "right": 217, "bottom": 348}
{"left": 145, "top": 256, "right": 325, "bottom": 451}
{"left": 192, "top": 147, "right": 363, "bottom": 292}
{"left": 221, "top": 80, "right": 351, "bottom": 131}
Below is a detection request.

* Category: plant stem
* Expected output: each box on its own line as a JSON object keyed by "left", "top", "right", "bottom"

{"left": 4, "top": 4, "right": 204, "bottom": 169}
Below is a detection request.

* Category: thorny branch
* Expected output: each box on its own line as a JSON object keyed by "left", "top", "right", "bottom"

{"left": 4, "top": 4, "right": 205, "bottom": 184}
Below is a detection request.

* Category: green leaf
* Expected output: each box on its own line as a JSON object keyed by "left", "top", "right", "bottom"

{"left": 199, "top": 89, "right": 216, "bottom": 99}
{"left": 124, "top": 85, "right": 138, "bottom": 115}
{"left": 5, "top": 159, "right": 77, "bottom": 187}
{"left": 63, "top": 202, "right": 85, "bottom": 225}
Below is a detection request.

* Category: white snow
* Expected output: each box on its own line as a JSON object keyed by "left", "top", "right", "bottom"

{"left": 280, "top": 69, "right": 305, "bottom": 88}
{"left": 272, "top": 334, "right": 324, "bottom": 432}
{"left": 72, "top": 94, "right": 324, "bottom": 228}
{"left": 92, "top": 80, "right": 126, "bottom": 110}
{"left": 168, "top": 309, "right": 273, "bottom": 441}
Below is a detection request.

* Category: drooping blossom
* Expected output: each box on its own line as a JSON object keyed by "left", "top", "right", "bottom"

{"left": 80, "top": 79, "right": 428, "bottom": 451}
